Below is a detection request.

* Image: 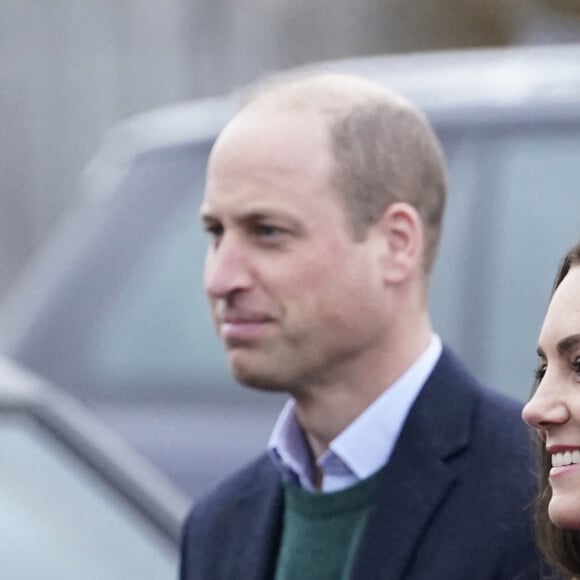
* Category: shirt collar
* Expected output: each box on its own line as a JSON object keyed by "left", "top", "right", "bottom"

{"left": 268, "top": 334, "right": 442, "bottom": 492}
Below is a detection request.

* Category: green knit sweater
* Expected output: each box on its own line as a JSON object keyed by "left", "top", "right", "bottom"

{"left": 274, "top": 473, "right": 381, "bottom": 580}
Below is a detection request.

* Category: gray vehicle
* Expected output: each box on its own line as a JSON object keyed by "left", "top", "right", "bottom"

{"left": 0, "top": 43, "right": 580, "bottom": 498}
{"left": 0, "top": 357, "right": 189, "bottom": 579}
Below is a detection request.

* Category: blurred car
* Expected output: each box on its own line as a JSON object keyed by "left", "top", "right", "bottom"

{"left": 0, "top": 356, "right": 189, "bottom": 579}
{"left": 0, "top": 43, "right": 580, "bottom": 498}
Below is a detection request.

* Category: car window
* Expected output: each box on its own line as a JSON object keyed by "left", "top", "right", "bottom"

{"left": 432, "top": 125, "right": 580, "bottom": 397}
{"left": 478, "top": 128, "right": 580, "bottom": 393}
{"left": 89, "top": 193, "right": 228, "bottom": 394}
{"left": 85, "top": 148, "right": 245, "bottom": 402}
{"left": 0, "top": 414, "right": 176, "bottom": 579}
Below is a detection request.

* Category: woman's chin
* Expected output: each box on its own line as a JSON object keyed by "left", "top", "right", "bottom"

{"left": 549, "top": 499, "right": 580, "bottom": 530}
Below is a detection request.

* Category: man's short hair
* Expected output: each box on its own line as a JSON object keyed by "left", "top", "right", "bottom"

{"left": 240, "top": 72, "right": 447, "bottom": 273}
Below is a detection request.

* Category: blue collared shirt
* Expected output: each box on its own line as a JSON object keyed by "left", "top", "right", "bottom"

{"left": 268, "top": 334, "right": 443, "bottom": 492}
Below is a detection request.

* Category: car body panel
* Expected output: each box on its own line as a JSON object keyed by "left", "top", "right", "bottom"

{"left": 0, "top": 357, "right": 189, "bottom": 578}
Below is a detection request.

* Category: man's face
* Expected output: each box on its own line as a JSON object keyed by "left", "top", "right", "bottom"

{"left": 200, "top": 107, "right": 388, "bottom": 394}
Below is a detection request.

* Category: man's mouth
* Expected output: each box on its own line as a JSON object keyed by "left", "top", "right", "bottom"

{"left": 218, "top": 313, "right": 274, "bottom": 343}
{"left": 222, "top": 313, "right": 271, "bottom": 324}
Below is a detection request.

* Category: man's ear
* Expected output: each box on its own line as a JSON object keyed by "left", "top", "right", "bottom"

{"left": 378, "top": 202, "right": 423, "bottom": 284}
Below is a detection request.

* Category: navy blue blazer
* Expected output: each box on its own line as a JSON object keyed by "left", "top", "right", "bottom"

{"left": 180, "top": 348, "right": 545, "bottom": 579}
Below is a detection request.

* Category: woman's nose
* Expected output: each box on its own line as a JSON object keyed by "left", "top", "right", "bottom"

{"left": 522, "top": 385, "right": 570, "bottom": 430}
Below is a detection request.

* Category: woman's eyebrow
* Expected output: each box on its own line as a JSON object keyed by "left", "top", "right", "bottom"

{"left": 557, "top": 333, "right": 580, "bottom": 356}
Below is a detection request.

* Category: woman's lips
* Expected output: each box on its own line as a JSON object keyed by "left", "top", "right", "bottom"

{"left": 547, "top": 447, "right": 580, "bottom": 478}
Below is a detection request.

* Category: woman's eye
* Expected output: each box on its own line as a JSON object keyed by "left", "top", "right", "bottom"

{"left": 573, "top": 357, "right": 580, "bottom": 375}
{"left": 534, "top": 365, "right": 547, "bottom": 382}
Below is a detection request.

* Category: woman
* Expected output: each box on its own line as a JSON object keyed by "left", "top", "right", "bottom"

{"left": 522, "top": 241, "right": 580, "bottom": 578}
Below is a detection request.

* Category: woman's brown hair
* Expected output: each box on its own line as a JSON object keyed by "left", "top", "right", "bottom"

{"left": 532, "top": 241, "right": 580, "bottom": 578}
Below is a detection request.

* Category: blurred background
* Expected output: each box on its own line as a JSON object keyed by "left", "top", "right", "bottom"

{"left": 4, "top": 5, "right": 580, "bottom": 575}
{"left": 2, "top": 0, "right": 580, "bottom": 299}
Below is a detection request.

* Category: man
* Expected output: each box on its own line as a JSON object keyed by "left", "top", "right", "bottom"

{"left": 180, "top": 73, "right": 543, "bottom": 579}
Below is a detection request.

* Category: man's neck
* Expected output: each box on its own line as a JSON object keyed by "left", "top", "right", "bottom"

{"left": 293, "top": 322, "right": 433, "bottom": 461}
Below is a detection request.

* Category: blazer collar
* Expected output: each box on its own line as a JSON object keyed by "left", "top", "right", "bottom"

{"left": 351, "top": 347, "right": 476, "bottom": 579}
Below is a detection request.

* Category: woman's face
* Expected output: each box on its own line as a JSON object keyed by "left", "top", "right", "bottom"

{"left": 522, "top": 265, "right": 580, "bottom": 529}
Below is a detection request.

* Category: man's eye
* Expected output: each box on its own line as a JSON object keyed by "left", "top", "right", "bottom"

{"left": 255, "top": 224, "right": 282, "bottom": 238}
{"left": 204, "top": 223, "right": 223, "bottom": 238}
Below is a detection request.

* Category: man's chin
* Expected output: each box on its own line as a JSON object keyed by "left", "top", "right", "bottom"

{"left": 226, "top": 345, "right": 299, "bottom": 392}
{"left": 232, "top": 369, "right": 286, "bottom": 392}
{"left": 229, "top": 359, "right": 287, "bottom": 392}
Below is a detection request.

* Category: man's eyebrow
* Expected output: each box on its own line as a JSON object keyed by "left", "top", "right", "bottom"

{"left": 557, "top": 333, "right": 580, "bottom": 356}
{"left": 198, "top": 207, "right": 300, "bottom": 231}
{"left": 240, "top": 211, "right": 280, "bottom": 222}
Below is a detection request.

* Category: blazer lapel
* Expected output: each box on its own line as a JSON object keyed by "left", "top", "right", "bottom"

{"left": 222, "top": 457, "right": 284, "bottom": 580}
{"left": 351, "top": 349, "right": 474, "bottom": 580}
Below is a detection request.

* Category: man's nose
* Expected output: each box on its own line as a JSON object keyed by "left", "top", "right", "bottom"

{"left": 204, "top": 235, "right": 252, "bottom": 298}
